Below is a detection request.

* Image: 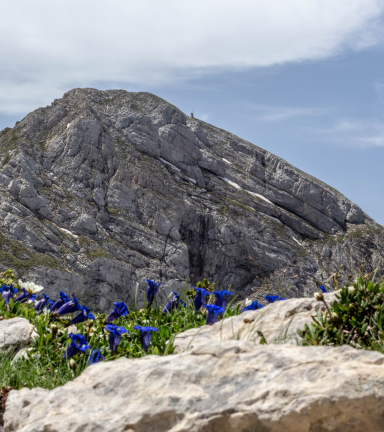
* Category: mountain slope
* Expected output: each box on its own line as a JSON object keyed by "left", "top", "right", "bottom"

{"left": 0, "top": 88, "right": 383, "bottom": 310}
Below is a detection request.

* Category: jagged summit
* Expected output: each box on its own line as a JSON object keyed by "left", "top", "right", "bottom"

{"left": 0, "top": 88, "right": 383, "bottom": 310}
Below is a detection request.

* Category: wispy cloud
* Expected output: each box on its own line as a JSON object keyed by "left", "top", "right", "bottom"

{"left": 251, "top": 104, "right": 330, "bottom": 122}
{"left": 1, "top": 0, "right": 384, "bottom": 114}
{"left": 316, "top": 117, "right": 384, "bottom": 147}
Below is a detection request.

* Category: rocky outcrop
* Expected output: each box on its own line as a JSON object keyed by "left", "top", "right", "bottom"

{"left": 174, "top": 291, "right": 339, "bottom": 352}
{"left": 0, "top": 88, "right": 383, "bottom": 311}
{"left": 0, "top": 318, "right": 37, "bottom": 353}
{"left": 4, "top": 341, "right": 384, "bottom": 432}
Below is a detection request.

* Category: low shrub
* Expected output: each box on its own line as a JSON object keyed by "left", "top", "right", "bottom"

{"left": 299, "top": 271, "right": 384, "bottom": 352}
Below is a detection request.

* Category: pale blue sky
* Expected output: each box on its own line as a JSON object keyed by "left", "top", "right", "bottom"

{"left": 1, "top": 1, "right": 384, "bottom": 224}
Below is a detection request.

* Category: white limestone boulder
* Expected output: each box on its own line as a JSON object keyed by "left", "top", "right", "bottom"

{"left": 0, "top": 318, "right": 38, "bottom": 352}
{"left": 175, "top": 290, "right": 340, "bottom": 352}
{"left": 4, "top": 341, "right": 384, "bottom": 432}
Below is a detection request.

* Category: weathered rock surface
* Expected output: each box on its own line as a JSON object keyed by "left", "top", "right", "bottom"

{"left": 5, "top": 341, "right": 384, "bottom": 432}
{"left": 0, "top": 318, "right": 37, "bottom": 352}
{"left": 175, "top": 291, "right": 339, "bottom": 352}
{"left": 0, "top": 88, "right": 383, "bottom": 310}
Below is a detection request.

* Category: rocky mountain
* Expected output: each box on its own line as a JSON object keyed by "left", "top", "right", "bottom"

{"left": 0, "top": 88, "right": 383, "bottom": 311}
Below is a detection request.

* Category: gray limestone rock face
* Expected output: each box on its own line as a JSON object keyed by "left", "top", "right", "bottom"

{"left": 0, "top": 88, "right": 383, "bottom": 311}
{"left": 0, "top": 318, "right": 37, "bottom": 352}
{"left": 4, "top": 341, "right": 384, "bottom": 432}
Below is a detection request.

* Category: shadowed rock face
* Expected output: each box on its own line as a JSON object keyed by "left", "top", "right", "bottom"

{"left": 0, "top": 88, "right": 383, "bottom": 310}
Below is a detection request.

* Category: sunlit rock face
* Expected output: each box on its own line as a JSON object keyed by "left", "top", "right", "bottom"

{"left": 0, "top": 88, "right": 383, "bottom": 311}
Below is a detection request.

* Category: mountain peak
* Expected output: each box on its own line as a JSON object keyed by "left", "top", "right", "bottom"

{"left": 0, "top": 88, "right": 382, "bottom": 310}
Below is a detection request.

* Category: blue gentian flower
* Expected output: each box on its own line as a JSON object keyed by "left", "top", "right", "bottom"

{"left": 105, "top": 324, "right": 129, "bottom": 352}
{"left": 203, "top": 304, "right": 225, "bottom": 325}
{"left": 46, "top": 298, "right": 55, "bottom": 310}
{"left": 1, "top": 284, "right": 18, "bottom": 306}
{"left": 146, "top": 279, "right": 162, "bottom": 305}
{"left": 88, "top": 348, "right": 105, "bottom": 365}
{"left": 56, "top": 294, "right": 82, "bottom": 316}
{"left": 51, "top": 291, "right": 71, "bottom": 312}
{"left": 264, "top": 295, "right": 287, "bottom": 304}
{"left": 134, "top": 326, "right": 158, "bottom": 351}
{"left": 194, "top": 288, "right": 211, "bottom": 311}
{"left": 106, "top": 302, "right": 129, "bottom": 323}
{"left": 35, "top": 294, "right": 52, "bottom": 312}
{"left": 243, "top": 300, "right": 264, "bottom": 312}
{"left": 63, "top": 333, "right": 91, "bottom": 359}
{"left": 319, "top": 285, "right": 327, "bottom": 293}
{"left": 213, "top": 290, "right": 234, "bottom": 308}
{"left": 162, "top": 291, "right": 180, "bottom": 313}
{"left": 14, "top": 288, "right": 31, "bottom": 304}
{"left": 69, "top": 306, "right": 95, "bottom": 325}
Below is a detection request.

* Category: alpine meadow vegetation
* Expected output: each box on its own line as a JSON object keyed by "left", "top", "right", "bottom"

{"left": 1, "top": 261, "right": 384, "bottom": 396}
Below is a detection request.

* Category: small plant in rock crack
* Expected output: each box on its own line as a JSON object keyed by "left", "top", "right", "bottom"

{"left": 299, "top": 270, "right": 384, "bottom": 352}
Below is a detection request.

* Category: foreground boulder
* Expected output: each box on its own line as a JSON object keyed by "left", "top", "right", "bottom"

{"left": 4, "top": 341, "right": 384, "bottom": 432}
{"left": 0, "top": 318, "right": 37, "bottom": 353}
{"left": 175, "top": 291, "right": 339, "bottom": 352}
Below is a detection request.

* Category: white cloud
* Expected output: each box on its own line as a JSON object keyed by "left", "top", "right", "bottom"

{"left": 251, "top": 104, "right": 330, "bottom": 121}
{"left": 1, "top": 0, "right": 384, "bottom": 114}
{"left": 317, "top": 118, "right": 384, "bottom": 147}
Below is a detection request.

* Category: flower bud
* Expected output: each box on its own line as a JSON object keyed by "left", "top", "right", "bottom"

{"left": 69, "top": 359, "right": 77, "bottom": 372}
{"left": 51, "top": 324, "right": 58, "bottom": 339}
{"left": 314, "top": 292, "right": 324, "bottom": 301}
{"left": 330, "top": 312, "right": 339, "bottom": 323}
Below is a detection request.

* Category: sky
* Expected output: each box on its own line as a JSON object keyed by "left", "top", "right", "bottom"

{"left": 1, "top": 0, "right": 384, "bottom": 224}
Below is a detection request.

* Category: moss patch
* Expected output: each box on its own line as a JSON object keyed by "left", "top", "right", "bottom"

{"left": 107, "top": 207, "right": 119, "bottom": 216}
{"left": 0, "top": 231, "right": 61, "bottom": 274}
{"left": 78, "top": 236, "right": 88, "bottom": 248}
{"left": 2, "top": 153, "right": 11, "bottom": 167}
{"left": 87, "top": 248, "right": 112, "bottom": 259}
{"left": 220, "top": 204, "right": 228, "bottom": 216}
{"left": 224, "top": 197, "right": 256, "bottom": 213}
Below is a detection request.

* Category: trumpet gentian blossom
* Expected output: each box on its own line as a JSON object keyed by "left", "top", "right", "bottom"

{"left": 1, "top": 284, "right": 18, "bottom": 305}
{"left": 105, "top": 325, "right": 129, "bottom": 352}
{"left": 63, "top": 334, "right": 91, "bottom": 359}
{"left": 134, "top": 326, "right": 158, "bottom": 351}
{"left": 243, "top": 300, "right": 264, "bottom": 312}
{"left": 146, "top": 279, "right": 162, "bottom": 305}
{"left": 319, "top": 286, "right": 327, "bottom": 293}
{"left": 69, "top": 306, "right": 95, "bottom": 325}
{"left": 203, "top": 304, "right": 224, "bottom": 325}
{"left": 162, "top": 291, "right": 180, "bottom": 313}
{"left": 14, "top": 287, "right": 36, "bottom": 304}
{"left": 34, "top": 294, "right": 52, "bottom": 312}
{"left": 213, "top": 290, "right": 234, "bottom": 308}
{"left": 194, "top": 288, "right": 211, "bottom": 311}
{"left": 56, "top": 294, "right": 82, "bottom": 316}
{"left": 88, "top": 348, "right": 105, "bottom": 365}
{"left": 106, "top": 302, "right": 129, "bottom": 323}
{"left": 264, "top": 295, "right": 286, "bottom": 304}
{"left": 51, "top": 291, "right": 71, "bottom": 312}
